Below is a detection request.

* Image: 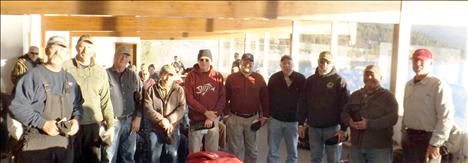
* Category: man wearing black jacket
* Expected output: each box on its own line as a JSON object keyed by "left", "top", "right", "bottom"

{"left": 297, "top": 51, "right": 350, "bottom": 163}
{"left": 267, "top": 55, "right": 305, "bottom": 163}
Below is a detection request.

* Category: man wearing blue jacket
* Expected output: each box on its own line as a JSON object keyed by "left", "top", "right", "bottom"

{"left": 9, "top": 36, "right": 83, "bottom": 163}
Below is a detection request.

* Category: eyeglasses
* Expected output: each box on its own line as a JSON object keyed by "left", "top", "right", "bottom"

{"left": 199, "top": 58, "right": 211, "bottom": 62}
{"left": 30, "top": 52, "right": 39, "bottom": 55}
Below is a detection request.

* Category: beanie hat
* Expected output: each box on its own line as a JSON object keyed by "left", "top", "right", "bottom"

{"left": 197, "top": 49, "right": 212, "bottom": 60}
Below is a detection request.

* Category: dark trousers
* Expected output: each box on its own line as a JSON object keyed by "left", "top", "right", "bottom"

{"left": 402, "top": 129, "right": 438, "bottom": 163}
{"left": 74, "top": 123, "right": 101, "bottom": 163}
{"left": 16, "top": 131, "right": 72, "bottom": 163}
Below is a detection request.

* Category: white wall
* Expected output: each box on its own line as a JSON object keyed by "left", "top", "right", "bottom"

{"left": 1, "top": 14, "right": 42, "bottom": 93}
{"left": 1, "top": 15, "right": 26, "bottom": 93}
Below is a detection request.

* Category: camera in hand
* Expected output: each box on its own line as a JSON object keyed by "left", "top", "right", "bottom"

{"left": 250, "top": 120, "right": 262, "bottom": 131}
{"left": 351, "top": 110, "right": 362, "bottom": 121}
{"left": 324, "top": 134, "right": 348, "bottom": 145}
{"left": 191, "top": 121, "right": 215, "bottom": 131}
{"left": 325, "top": 135, "right": 339, "bottom": 145}
{"left": 56, "top": 118, "right": 72, "bottom": 135}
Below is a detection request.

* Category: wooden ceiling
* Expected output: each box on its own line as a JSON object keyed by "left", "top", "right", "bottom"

{"left": 1, "top": 1, "right": 401, "bottom": 21}
{"left": 0, "top": 1, "right": 408, "bottom": 40}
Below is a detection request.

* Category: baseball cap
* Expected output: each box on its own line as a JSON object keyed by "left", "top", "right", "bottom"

{"left": 412, "top": 49, "right": 432, "bottom": 60}
{"left": 47, "top": 36, "right": 67, "bottom": 48}
{"left": 241, "top": 53, "right": 254, "bottom": 62}
{"left": 116, "top": 46, "right": 131, "bottom": 56}
{"left": 319, "top": 51, "right": 333, "bottom": 62}
{"left": 77, "top": 34, "right": 94, "bottom": 45}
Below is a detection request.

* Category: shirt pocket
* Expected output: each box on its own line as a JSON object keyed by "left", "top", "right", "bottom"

{"left": 423, "top": 93, "right": 433, "bottom": 106}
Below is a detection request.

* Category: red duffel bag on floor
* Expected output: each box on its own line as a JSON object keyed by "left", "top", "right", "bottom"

{"left": 187, "top": 150, "right": 243, "bottom": 163}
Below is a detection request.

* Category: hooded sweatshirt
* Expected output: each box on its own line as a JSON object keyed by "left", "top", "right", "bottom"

{"left": 297, "top": 67, "right": 350, "bottom": 131}
{"left": 184, "top": 64, "right": 225, "bottom": 123}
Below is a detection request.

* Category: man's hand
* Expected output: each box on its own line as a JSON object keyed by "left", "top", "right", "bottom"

{"left": 426, "top": 145, "right": 440, "bottom": 161}
{"left": 131, "top": 116, "right": 141, "bottom": 133}
{"left": 160, "top": 118, "right": 173, "bottom": 133}
{"left": 298, "top": 125, "right": 305, "bottom": 138}
{"left": 259, "top": 116, "right": 269, "bottom": 126}
{"left": 103, "top": 126, "right": 115, "bottom": 143}
{"left": 42, "top": 120, "right": 60, "bottom": 136}
{"left": 204, "top": 111, "right": 217, "bottom": 121}
{"left": 222, "top": 115, "right": 231, "bottom": 124}
{"left": 204, "top": 119, "right": 214, "bottom": 128}
{"left": 66, "top": 119, "right": 79, "bottom": 136}
{"left": 349, "top": 118, "right": 367, "bottom": 130}
{"left": 336, "top": 130, "right": 347, "bottom": 142}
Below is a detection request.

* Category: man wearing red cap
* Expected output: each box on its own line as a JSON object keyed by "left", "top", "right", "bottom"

{"left": 402, "top": 49, "right": 454, "bottom": 163}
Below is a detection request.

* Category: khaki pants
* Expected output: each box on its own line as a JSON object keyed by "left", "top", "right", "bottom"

{"left": 188, "top": 118, "right": 220, "bottom": 153}
{"left": 226, "top": 114, "right": 258, "bottom": 163}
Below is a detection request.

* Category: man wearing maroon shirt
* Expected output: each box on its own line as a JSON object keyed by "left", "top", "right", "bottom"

{"left": 224, "top": 53, "right": 269, "bottom": 163}
{"left": 184, "top": 49, "right": 226, "bottom": 153}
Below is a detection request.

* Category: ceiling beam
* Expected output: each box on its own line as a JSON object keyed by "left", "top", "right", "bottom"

{"left": 2, "top": 1, "right": 401, "bottom": 23}
{"left": 69, "top": 31, "right": 245, "bottom": 40}
{"left": 43, "top": 16, "right": 293, "bottom": 33}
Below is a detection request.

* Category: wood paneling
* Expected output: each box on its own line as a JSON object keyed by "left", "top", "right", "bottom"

{"left": 70, "top": 31, "right": 244, "bottom": 40}
{"left": 2, "top": 1, "right": 401, "bottom": 23}
{"left": 44, "top": 16, "right": 292, "bottom": 33}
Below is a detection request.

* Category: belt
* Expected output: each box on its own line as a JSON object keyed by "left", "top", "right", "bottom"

{"left": 406, "top": 128, "right": 432, "bottom": 136}
{"left": 231, "top": 111, "right": 257, "bottom": 118}
{"left": 116, "top": 114, "right": 132, "bottom": 120}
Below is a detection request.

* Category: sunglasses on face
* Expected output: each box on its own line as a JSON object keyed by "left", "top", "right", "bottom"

{"left": 30, "top": 52, "right": 39, "bottom": 55}
{"left": 199, "top": 58, "right": 211, "bottom": 62}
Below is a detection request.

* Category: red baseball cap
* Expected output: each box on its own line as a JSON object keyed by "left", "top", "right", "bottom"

{"left": 412, "top": 49, "right": 432, "bottom": 60}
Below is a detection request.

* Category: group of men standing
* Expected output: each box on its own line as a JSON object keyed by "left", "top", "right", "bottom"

{"left": 8, "top": 33, "right": 453, "bottom": 163}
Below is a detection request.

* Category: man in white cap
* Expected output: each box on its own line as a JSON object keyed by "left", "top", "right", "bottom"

{"left": 9, "top": 36, "right": 83, "bottom": 162}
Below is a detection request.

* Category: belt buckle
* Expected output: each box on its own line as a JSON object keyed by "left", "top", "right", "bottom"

{"left": 117, "top": 114, "right": 130, "bottom": 120}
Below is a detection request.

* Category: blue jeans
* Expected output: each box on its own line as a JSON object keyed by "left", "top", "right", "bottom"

{"left": 267, "top": 118, "right": 298, "bottom": 163}
{"left": 350, "top": 147, "right": 392, "bottom": 163}
{"left": 102, "top": 117, "right": 137, "bottom": 163}
{"left": 149, "top": 128, "right": 180, "bottom": 163}
{"left": 308, "top": 125, "right": 342, "bottom": 163}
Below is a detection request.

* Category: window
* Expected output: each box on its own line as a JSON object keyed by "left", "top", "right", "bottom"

{"left": 140, "top": 40, "right": 219, "bottom": 72}
{"left": 297, "top": 21, "right": 332, "bottom": 77}
{"left": 337, "top": 23, "right": 394, "bottom": 92}
{"left": 409, "top": 25, "right": 467, "bottom": 130}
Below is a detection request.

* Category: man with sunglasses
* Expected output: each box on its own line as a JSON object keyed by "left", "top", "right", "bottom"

{"left": 9, "top": 36, "right": 83, "bottom": 162}
{"left": 185, "top": 49, "right": 225, "bottom": 153}
{"left": 297, "top": 51, "right": 350, "bottom": 163}
{"left": 10, "top": 46, "right": 43, "bottom": 87}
